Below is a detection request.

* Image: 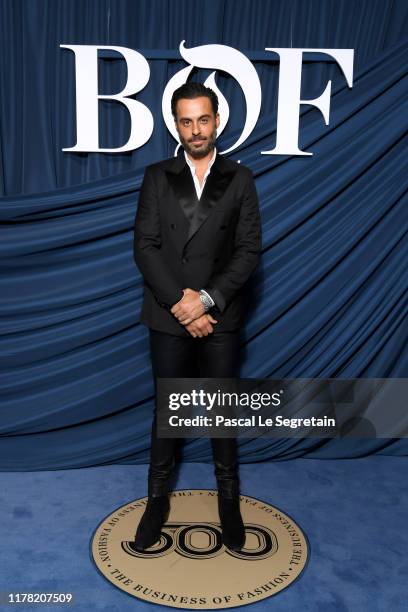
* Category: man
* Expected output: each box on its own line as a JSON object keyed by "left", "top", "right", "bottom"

{"left": 133, "top": 82, "right": 261, "bottom": 552}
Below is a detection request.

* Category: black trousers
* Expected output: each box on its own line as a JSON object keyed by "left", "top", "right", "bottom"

{"left": 148, "top": 329, "right": 241, "bottom": 496}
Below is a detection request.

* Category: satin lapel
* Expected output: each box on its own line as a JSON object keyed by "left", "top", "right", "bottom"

{"left": 165, "top": 164, "right": 199, "bottom": 226}
{"left": 164, "top": 152, "right": 237, "bottom": 248}
{"left": 186, "top": 164, "right": 236, "bottom": 243}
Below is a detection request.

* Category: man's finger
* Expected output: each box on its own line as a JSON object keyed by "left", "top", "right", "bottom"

{"left": 175, "top": 312, "right": 187, "bottom": 321}
{"left": 176, "top": 308, "right": 192, "bottom": 320}
{"left": 173, "top": 306, "right": 186, "bottom": 316}
{"left": 201, "top": 324, "right": 212, "bottom": 335}
{"left": 180, "top": 317, "right": 192, "bottom": 325}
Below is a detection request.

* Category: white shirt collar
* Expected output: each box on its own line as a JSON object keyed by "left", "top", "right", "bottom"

{"left": 184, "top": 147, "right": 217, "bottom": 173}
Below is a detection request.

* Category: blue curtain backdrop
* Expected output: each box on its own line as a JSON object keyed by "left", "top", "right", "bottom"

{"left": 0, "top": 0, "right": 407, "bottom": 469}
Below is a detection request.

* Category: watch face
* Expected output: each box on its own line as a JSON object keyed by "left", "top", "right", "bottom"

{"left": 200, "top": 292, "right": 211, "bottom": 312}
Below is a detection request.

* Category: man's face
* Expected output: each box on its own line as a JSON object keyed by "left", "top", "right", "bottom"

{"left": 174, "top": 96, "right": 220, "bottom": 159}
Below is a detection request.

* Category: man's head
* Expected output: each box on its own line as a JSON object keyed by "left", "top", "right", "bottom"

{"left": 171, "top": 83, "right": 220, "bottom": 159}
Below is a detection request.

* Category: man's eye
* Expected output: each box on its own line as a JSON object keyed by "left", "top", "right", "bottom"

{"left": 182, "top": 120, "right": 190, "bottom": 126}
{"left": 201, "top": 119, "right": 208, "bottom": 123}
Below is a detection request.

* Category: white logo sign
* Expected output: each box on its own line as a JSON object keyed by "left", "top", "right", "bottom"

{"left": 61, "top": 42, "right": 354, "bottom": 156}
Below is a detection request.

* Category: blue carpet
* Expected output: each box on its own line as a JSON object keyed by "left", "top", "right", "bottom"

{"left": 1, "top": 456, "right": 406, "bottom": 611}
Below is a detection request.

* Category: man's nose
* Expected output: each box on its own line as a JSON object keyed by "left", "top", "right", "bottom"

{"left": 191, "top": 122, "right": 201, "bottom": 134}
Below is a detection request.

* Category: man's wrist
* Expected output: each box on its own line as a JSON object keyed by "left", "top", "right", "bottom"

{"left": 203, "top": 286, "right": 225, "bottom": 313}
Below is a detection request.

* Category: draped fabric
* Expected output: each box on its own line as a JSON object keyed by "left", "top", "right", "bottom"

{"left": 0, "top": 0, "right": 407, "bottom": 469}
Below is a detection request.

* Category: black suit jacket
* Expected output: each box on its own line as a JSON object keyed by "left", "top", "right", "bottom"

{"left": 133, "top": 151, "right": 262, "bottom": 336}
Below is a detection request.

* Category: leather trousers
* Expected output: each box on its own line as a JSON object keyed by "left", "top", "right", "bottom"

{"left": 148, "top": 329, "right": 241, "bottom": 497}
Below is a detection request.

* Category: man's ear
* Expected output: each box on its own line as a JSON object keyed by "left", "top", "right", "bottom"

{"left": 215, "top": 113, "right": 220, "bottom": 128}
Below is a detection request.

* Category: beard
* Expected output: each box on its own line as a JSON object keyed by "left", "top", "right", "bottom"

{"left": 180, "top": 128, "right": 217, "bottom": 159}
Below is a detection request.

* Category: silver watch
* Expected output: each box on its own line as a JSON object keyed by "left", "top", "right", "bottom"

{"left": 199, "top": 290, "right": 213, "bottom": 312}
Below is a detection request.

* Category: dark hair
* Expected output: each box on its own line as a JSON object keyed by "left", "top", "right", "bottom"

{"left": 171, "top": 82, "right": 219, "bottom": 119}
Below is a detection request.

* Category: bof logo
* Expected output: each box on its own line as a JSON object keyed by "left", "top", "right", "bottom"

{"left": 122, "top": 521, "right": 277, "bottom": 560}
{"left": 61, "top": 40, "right": 354, "bottom": 156}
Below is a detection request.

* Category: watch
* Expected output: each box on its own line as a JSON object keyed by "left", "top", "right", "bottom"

{"left": 199, "top": 290, "right": 214, "bottom": 312}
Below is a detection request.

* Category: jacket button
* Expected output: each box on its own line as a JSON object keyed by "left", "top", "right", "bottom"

{"left": 182, "top": 257, "right": 188, "bottom": 264}
{"left": 171, "top": 223, "right": 176, "bottom": 229}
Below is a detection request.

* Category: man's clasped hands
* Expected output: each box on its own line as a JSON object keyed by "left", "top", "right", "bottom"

{"left": 171, "top": 288, "right": 217, "bottom": 338}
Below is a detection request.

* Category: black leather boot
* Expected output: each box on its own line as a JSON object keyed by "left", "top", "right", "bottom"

{"left": 134, "top": 417, "right": 175, "bottom": 551}
{"left": 134, "top": 493, "right": 170, "bottom": 550}
{"left": 218, "top": 490, "right": 245, "bottom": 552}
{"left": 212, "top": 438, "right": 246, "bottom": 552}
{"left": 134, "top": 470, "right": 173, "bottom": 550}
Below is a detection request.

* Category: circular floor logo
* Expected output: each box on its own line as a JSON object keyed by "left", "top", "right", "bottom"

{"left": 91, "top": 490, "right": 309, "bottom": 608}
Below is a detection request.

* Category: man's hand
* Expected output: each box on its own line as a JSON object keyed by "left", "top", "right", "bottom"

{"left": 171, "top": 288, "right": 205, "bottom": 325}
{"left": 185, "top": 314, "right": 218, "bottom": 338}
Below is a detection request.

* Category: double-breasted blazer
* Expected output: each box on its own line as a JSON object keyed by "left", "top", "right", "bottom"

{"left": 133, "top": 150, "right": 262, "bottom": 336}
